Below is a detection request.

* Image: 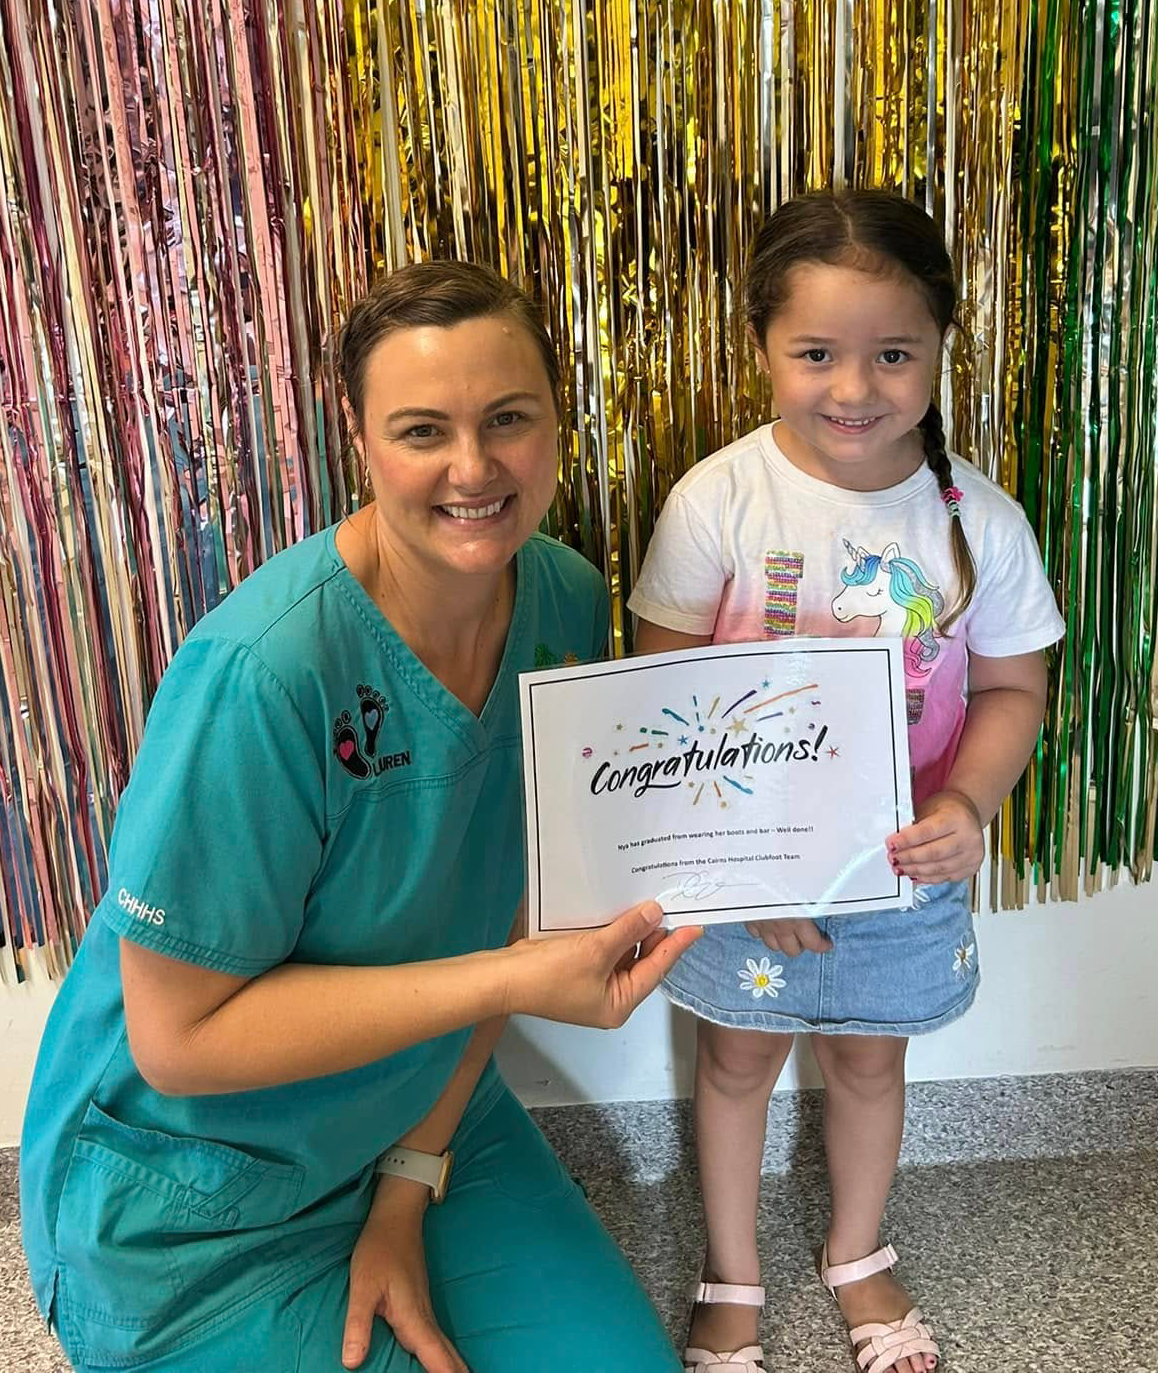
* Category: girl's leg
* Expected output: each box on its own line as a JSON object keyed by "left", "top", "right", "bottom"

{"left": 811, "top": 1032, "right": 935, "bottom": 1373}
{"left": 688, "top": 1022, "right": 794, "bottom": 1356}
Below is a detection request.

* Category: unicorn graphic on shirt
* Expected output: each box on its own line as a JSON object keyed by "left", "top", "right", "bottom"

{"left": 831, "top": 539, "right": 944, "bottom": 676}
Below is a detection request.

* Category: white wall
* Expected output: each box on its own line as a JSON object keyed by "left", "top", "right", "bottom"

{"left": 2, "top": 882, "right": 1156, "bottom": 1143}
{"left": 2, "top": 951, "right": 57, "bottom": 1147}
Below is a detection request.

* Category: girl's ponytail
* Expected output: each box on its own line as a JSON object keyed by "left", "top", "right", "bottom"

{"left": 920, "top": 402, "right": 975, "bottom": 631}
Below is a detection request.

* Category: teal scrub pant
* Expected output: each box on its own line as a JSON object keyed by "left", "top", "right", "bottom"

{"left": 58, "top": 1077, "right": 682, "bottom": 1372}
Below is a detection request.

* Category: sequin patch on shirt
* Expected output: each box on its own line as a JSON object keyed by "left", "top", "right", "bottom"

{"left": 764, "top": 551, "right": 804, "bottom": 638}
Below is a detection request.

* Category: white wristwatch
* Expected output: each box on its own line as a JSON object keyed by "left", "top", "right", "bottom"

{"left": 374, "top": 1145, "right": 455, "bottom": 1204}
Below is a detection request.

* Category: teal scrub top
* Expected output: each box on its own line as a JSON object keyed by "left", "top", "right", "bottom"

{"left": 20, "top": 525, "right": 608, "bottom": 1349}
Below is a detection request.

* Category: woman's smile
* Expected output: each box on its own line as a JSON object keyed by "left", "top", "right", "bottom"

{"left": 435, "top": 494, "right": 516, "bottom": 523}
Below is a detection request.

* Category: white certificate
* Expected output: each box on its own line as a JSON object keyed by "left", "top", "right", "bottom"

{"left": 519, "top": 638, "right": 913, "bottom": 935}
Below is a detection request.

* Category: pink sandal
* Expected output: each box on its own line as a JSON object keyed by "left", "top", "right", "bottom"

{"left": 683, "top": 1278, "right": 767, "bottom": 1372}
{"left": 818, "top": 1243, "right": 939, "bottom": 1373}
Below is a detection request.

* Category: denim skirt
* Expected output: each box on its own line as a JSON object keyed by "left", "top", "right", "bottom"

{"left": 661, "top": 880, "right": 978, "bottom": 1036}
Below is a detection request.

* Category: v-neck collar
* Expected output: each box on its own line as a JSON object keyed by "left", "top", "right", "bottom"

{"left": 327, "top": 524, "right": 529, "bottom": 748}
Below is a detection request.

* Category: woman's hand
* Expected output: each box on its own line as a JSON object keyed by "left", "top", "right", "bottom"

{"left": 743, "top": 917, "right": 833, "bottom": 957}
{"left": 888, "top": 788, "right": 985, "bottom": 885}
{"left": 341, "top": 1180, "right": 467, "bottom": 1373}
{"left": 505, "top": 901, "right": 702, "bottom": 1027}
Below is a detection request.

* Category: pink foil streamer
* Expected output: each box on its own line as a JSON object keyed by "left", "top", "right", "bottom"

{"left": 0, "top": 0, "right": 366, "bottom": 981}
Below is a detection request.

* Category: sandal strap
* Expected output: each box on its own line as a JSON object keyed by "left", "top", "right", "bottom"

{"left": 820, "top": 1242, "right": 898, "bottom": 1293}
{"left": 684, "top": 1346, "right": 766, "bottom": 1371}
{"left": 690, "top": 1281, "right": 766, "bottom": 1307}
{"left": 850, "top": 1309, "right": 939, "bottom": 1373}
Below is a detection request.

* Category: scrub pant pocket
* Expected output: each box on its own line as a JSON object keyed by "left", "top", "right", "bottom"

{"left": 54, "top": 1100, "right": 305, "bottom": 1368}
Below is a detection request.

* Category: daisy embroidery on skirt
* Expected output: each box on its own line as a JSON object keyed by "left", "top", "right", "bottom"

{"left": 738, "top": 956, "right": 786, "bottom": 998}
{"left": 952, "top": 939, "right": 976, "bottom": 978}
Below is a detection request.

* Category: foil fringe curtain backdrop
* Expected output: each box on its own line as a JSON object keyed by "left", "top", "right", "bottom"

{"left": 1, "top": 0, "right": 1155, "bottom": 984}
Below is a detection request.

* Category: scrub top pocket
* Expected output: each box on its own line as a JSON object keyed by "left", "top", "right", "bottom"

{"left": 55, "top": 1100, "right": 305, "bottom": 1367}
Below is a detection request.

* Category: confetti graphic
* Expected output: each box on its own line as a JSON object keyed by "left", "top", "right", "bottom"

{"left": 595, "top": 676, "right": 828, "bottom": 809}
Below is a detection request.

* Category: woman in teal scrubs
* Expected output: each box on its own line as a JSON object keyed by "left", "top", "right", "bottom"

{"left": 20, "top": 262, "right": 700, "bottom": 1372}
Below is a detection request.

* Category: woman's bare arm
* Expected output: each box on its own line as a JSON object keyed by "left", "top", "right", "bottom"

{"left": 121, "top": 899, "right": 699, "bottom": 1095}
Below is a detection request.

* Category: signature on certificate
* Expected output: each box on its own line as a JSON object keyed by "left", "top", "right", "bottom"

{"left": 655, "top": 867, "right": 758, "bottom": 905}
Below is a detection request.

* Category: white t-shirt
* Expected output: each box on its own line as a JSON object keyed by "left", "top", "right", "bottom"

{"left": 628, "top": 423, "right": 1066, "bottom": 804}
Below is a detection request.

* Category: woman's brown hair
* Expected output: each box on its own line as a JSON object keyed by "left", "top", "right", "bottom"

{"left": 337, "top": 260, "right": 561, "bottom": 429}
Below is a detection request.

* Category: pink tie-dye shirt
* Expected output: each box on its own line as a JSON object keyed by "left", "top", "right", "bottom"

{"left": 629, "top": 425, "right": 1065, "bottom": 805}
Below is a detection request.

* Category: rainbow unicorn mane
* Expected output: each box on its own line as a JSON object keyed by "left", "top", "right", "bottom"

{"left": 837, "top": 540, "right": 945, "bottom": 674}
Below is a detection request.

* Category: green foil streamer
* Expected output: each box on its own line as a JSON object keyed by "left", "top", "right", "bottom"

{"left": 1, "top": 0, "right": 1155, "bottom": 985}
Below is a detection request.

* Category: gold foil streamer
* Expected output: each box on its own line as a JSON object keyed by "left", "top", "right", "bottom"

{"left": 2, "top": 1, "right": 1156, "bottom": 983}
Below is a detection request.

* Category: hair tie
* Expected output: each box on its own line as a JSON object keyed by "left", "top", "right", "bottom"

{"left": 941, "top": 485, "right": 963, "bottom": 519}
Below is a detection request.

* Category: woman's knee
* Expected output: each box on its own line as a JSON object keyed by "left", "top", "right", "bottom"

{"left": 696, "top": 1022, "right": 793, "bottom": 1095}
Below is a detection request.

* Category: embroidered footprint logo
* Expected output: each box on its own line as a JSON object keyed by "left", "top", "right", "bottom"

{"left": 356, "top": 684, "right": 388, "bottom": 757}
{"left": 333, "top": 710, "right": 370, "bottom": 779}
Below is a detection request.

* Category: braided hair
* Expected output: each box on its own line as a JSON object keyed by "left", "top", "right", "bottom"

{"left": 745, "top": 190, "right": 976, "bottom": 630}
{"left": 916, "top": 399, "right": 975, "bottom": 629}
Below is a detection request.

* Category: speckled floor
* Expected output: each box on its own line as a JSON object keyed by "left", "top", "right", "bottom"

{"left": 5, "top": 1071, "right": 1157, "bottom": 1372}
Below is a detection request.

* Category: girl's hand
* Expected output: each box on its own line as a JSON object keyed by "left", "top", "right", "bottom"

{"left": 505, "top": 901, "right": 702, "bottom": 1027}
{"left": 341, "top": 1180, "right": 468, "bottom": 1372}
{"left": 744, "top": 917, "right": 833, "bottom": 958}
{"left": 888, "top": 789, "right": 985, "bottom": 885}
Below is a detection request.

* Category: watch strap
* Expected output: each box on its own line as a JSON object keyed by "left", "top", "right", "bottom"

{"left": 374, "top": 1144, "right": 454, "bottom": 1203}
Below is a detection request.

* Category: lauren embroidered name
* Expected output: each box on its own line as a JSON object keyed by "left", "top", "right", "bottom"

{"left": 373, "top": 750, "right": 412, "bottom": 775}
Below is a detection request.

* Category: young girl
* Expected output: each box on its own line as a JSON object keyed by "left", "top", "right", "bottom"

{"left": 629, "top": 190, "right": 1065, "bottom": 1373}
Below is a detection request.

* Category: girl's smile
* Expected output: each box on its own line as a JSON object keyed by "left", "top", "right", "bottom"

{"left": 822, "top": 414, "right": 885, "bottom": 432}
